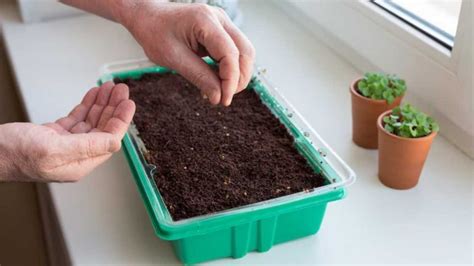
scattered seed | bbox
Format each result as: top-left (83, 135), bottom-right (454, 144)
top-left (243, 191), bottom-right (247, 196)
top-left (218, 112), bottom-right (222, 115)
top-left (220, 154), bottom-right (225, 159)
top-left (183, 166), bottom-right (187, 170)
top-left (225, 133), bottom-right (230, 137)
top-left (223, 126), bottom-right (227, 130)
top-left (223, 177), bottom-right (231, 185)
top-left (286, 186), bottom-right (291, 190)
top-left (190, 147), bottom-right (194, 150)
top-left (195, 112), bottom-right (200, 116)
top-left (225, 194), bottom-right (229, 199)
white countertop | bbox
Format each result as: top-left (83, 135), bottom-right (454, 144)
top-left (2, 1), bottom-right (473, 265)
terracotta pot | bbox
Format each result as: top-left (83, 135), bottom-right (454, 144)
top-left (350, 78), bottom-right (403, 149)
top-left (377, 110), bottom-right (437, 189)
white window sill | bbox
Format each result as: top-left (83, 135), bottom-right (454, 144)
top-left (1, 0), bottom-right (472, 264)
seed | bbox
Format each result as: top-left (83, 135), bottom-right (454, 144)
top-left (190, 147), bottom-right (194, 150)
top-left (218, 112), bottom-right (222, 115)
top-left (243, 191), bottom-right (247, 196)
top-left (183, 166), bottom-right (187, 170)
top-left (223, 126), bottom-right (227, 129)
top-left (225, 133), bottom-right (230, 137)
top-left (195, 112), bottom-right (200, 116)
top-left (286, 186), bottom-right (291, 190)
top-left (225, 194), bottom-right (229, 199)
top-left (220, 154), bottom-right (225, 159)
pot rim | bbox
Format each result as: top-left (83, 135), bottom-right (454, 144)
top-left (377, 110), bottom-right (437, 142)
top-left (350, 77), bottom-right (403, 105)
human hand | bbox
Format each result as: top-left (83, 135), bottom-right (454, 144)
top-left (119, 2), bottom-right (256, 106)
top-left (0, 82), bottom-right (135, 182)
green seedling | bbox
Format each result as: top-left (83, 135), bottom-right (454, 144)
top-left (357, 72), bottom-right (407, 104)
top-left (383, 104), bottom-right (439, 138)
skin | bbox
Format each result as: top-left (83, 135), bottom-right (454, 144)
top-left (0, 82), bottom-right (135, 182)
top-left (61, 0), bottom-right (256, 106)
top-left (0, 1), bottom-right (255, 182)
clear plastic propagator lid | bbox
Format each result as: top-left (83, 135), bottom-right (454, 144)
top-left (99, 58), bottom-right (356, 226)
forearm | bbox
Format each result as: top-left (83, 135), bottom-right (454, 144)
top-left (59, 0), bottom-right (166, 26)
top-left (0, 124), bottom-right (19, 181)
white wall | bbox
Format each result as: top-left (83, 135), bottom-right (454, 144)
top-left (17, 0), bottom-right (83, 23)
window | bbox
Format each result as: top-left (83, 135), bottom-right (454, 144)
top-left (372, 0), bottom-right (463, 49)
top-left (275, 0), bottom-right (473, 157)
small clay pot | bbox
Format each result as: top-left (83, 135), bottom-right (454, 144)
top-left (350, 78), bottom-right (403, 149)
top-left (377, 110), bottom-right (437, 189)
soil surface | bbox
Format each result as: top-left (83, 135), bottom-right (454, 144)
top-left (119, 73), bottom-right (326, 221)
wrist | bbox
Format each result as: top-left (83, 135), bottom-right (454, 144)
top-left (114, 1), bottom-right (169, 33)
top-left (113, 0), bottom-right (150, 29)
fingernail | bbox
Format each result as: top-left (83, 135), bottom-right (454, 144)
top-left (223, 98), bottom-right (232, 107)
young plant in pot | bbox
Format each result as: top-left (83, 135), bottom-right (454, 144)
top-left (378, 104), bottom-right (439, 189)
top-left (351, 72), bottom-right (406, 149)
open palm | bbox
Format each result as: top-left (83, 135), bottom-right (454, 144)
top-left (3, 81), bottom-right (135, 182)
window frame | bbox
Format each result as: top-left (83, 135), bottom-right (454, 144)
top-left (274, 0), bottom-right (473, 157)
top-left (370, 0), bottom-right (457, 50)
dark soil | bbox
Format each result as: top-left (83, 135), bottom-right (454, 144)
top-left (118, 73), bottom-right (326, 221)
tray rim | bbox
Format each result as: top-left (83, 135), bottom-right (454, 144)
top-left (98, 58), bottom-right (356, 239)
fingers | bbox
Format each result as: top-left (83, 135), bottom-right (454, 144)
top-left (71, 83), bottom-right (131, 134)
top-left (172, 45), bottom-right (222, 105)
top-left (65, 82), bottom-right (134, 138)
top-left (85, 81), bottom-right (115, 128)
top-left (96, 84), bottom-right (130, 130)
top-left (55, 86), bottom-right (101, 131)
top-left (195, 17), bottom-right (240, 106)
top-left (70, 122), bottom-right (92, 134)
top-left (220, 14), bottom-right (256, 93)
top-left (100, 99), bottom-right (136, 137)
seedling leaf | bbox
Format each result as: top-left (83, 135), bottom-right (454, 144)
top-left (357, 72), bottom-right (407, 103)
top-left (382, 103), bottom-right (439, 138)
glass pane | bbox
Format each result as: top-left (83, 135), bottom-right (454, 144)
top-left (373, 0), bottom-right (463, 49)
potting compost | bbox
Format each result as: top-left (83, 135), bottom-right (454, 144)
top-left (118, 73), bottom-right (326, 220)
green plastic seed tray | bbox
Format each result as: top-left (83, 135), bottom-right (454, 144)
top-left (98, 58), bottom-right (356, 265)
